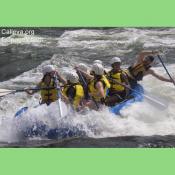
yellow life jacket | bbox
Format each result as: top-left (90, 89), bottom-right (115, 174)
top-left (127, 63), bottom-right (151, 81)
top-left (107, 70), bottom-right (126, 92)
top-left (88, 76), bottom-right (110, 102)
top-left (62, 84), bottom-right (84, 109)
top-left (39, 79), bottom-right (58, 104)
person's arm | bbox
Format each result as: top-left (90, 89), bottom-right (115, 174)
top-left (148, 69), bottom-right (172, 83)
top-left (25, 89), bottom-right (34, 95)
top-left (57, 73), bottom-right (67, 85)
top-left (61, 94), bottom-right (70, 104)
top-left (75, 67), bottom-right (93, 80)
top-left (121, 73), bottom-right (129, 86)
top-left (135, 51), bottom-right (159, 65)
top-left (121, 73), bottom-right (130, 95)
top-left (95, 81), bottom-right (105, 98)
top-left (53, 71), bottom-right (67, 85)
top-left (25, 85), bottom-right (40, 95)
top-left (25, 80), bottom-right (43, 95)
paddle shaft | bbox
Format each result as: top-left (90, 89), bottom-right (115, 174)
top-left (157, 55), bottom-right (175, 86)
top-left (0, 86), bottom-right (64, 93)
top-left (0, 86), bottom-right (64, 98)
top-left (53, 73), bottom-right (63, 118)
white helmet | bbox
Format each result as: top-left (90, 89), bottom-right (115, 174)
top-left (66, 72), bottom-right (79, 84)
top-left (93, 60), bottom-right (103, 65)
top-left (91, 63), bottom-right (104, 76)
top-left (78, 63), bottom-right (88, 72)
top-left (42, 65), bottom-right (56, 75)
top-left (110, 57), bottom-right (121, 65)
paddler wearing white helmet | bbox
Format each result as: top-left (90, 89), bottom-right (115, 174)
top-left (125, 50), bottom-right (174, 88)
top-left (75, 63), bottom-right (110, 110)
top-left (42, 65), bottom-right (66, 85)
top-left (62, 72), bottom-right (84, 110)
top-left (42, 65), bottom-right (56, 75)
top-left (90, 60), bottom-right (108, 75)
top-left (25, 64), bottom-right (66, 105)
top-left (105, 57), bottom-right (129, 107)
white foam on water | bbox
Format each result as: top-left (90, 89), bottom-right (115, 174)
top-left (0, 59), bottom-right (175, 142)
top-left (1, 61), bottom-right (175, 142)
top-left (1, 28), bottom-right (175, 142)
top-left (57, 28), bottom-right (175, 57)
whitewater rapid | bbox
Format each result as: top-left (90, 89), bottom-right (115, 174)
top-left (0, 63), bottom-right (175, 142)
top-left (0, 28), bottom-right (175, 143)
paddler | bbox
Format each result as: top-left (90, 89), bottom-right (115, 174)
top-left (62, 72), bottom-right (85, 111)
top-left (26, 65), bottom-right (66, 105)
top-left (76, 63), bottom-right (90, 100)
top-left (105, 57), bottom-right (130, 106)
top-left (125, 51), bottom-right (174, 88)
top-left (90, 60), bottom-right (107, 75)
top-left (76, 63), bottom-right (110, 110)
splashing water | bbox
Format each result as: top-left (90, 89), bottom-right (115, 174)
top-left (0, 28), bottom-right (175, 144)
